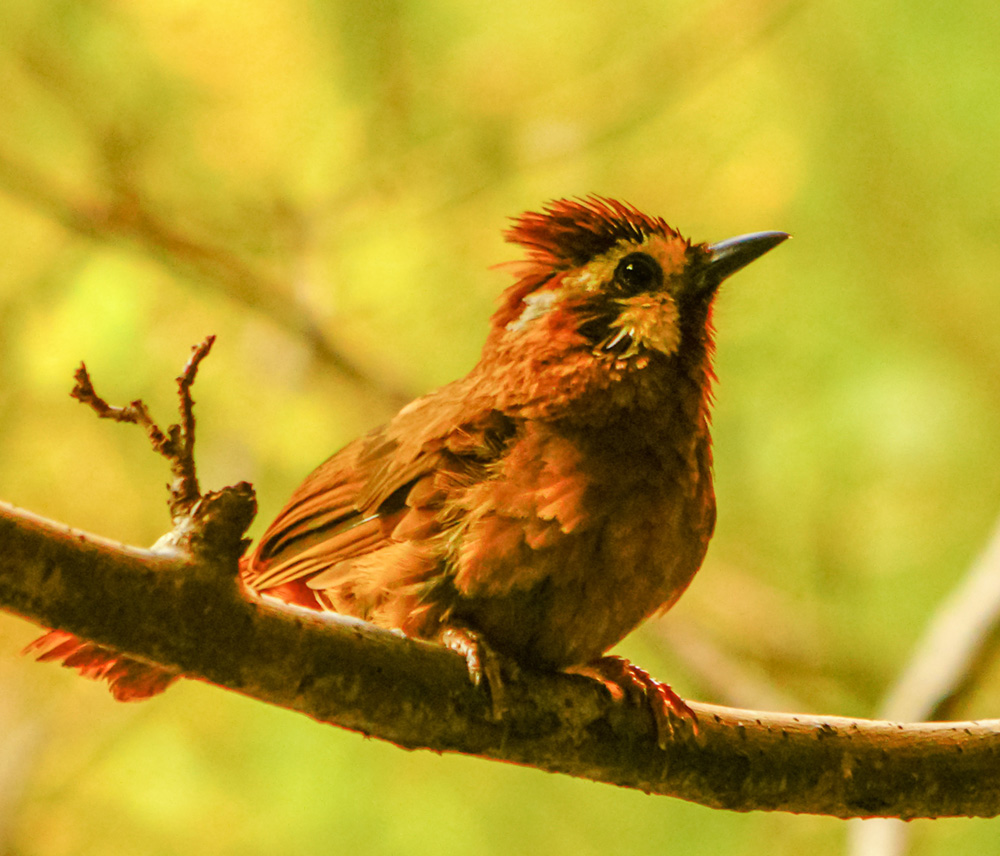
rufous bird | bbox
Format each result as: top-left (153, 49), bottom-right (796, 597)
top-left (29, 198), bottom-right (787, 739)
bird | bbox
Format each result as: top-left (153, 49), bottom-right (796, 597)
top-left (28, 197), bottom-right (787, 740)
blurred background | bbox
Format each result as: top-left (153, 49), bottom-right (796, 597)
top-left (1, 0), bottom-right (999, 853)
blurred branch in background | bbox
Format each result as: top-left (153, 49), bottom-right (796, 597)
top-left (425, 0), bottom-right (806, 211)
top-left (657, 616), bottom-right (805, 712)
top-left (0, 144), bottom-right (411, 408)
top-left (849, 511), bottom-right (1000, 856)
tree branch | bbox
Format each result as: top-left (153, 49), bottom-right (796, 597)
top-left (3, 340), bottom-right (998, 820)
top-left (1, 499), bottom-right (999, 819)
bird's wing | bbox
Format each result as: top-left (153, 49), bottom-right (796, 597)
top-left (244, 382), bottom-right (599, 614)
top-left (241, 435), bottom-right (396, 593)
top-left (242, 381), bottom-right (513, 596)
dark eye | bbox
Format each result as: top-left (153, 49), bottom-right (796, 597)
top-left (613, 252), bottom-right (663, 295)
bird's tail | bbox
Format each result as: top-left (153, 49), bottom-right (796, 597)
top-left (23, 630), bottom-right (178, 701)
top-left (23, 556), bottom-right (320, 701)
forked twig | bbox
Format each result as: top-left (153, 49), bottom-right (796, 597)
top-left (71, 336), bottom-right (216, 521)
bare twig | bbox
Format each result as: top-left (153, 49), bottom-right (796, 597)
top-left (71, 363), bottom-right (163, 433)
top-left (71, 337), bottom-right (215, 521)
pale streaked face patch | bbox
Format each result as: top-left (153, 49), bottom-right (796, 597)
top-left (506, 289), bottom-right (559, 333)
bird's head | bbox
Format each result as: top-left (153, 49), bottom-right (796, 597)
top-left (480, 197), bottom-right (787, 420)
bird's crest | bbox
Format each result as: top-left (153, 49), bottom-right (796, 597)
top-left (505, 197), bottom-right (681, 268)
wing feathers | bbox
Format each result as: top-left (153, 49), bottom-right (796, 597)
top-left (242, 394), bottom-right (598, 630)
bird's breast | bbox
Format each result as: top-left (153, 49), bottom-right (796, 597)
top-left (447, 415), bottom-right (716, 669)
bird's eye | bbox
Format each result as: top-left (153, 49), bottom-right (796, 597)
top-left (613, 252), bottom-right (663, 295)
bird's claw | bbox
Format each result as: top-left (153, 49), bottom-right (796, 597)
top-left (575, 656), bottom-right (698, 748)
top-left (441, 625), bottom-right (518, 722)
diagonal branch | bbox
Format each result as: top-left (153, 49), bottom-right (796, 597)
top-left (877, 512), bottom-right (1000, 724)
top-left (0, 498), bottom-right (999, 819)
top-left (848, 510), bottom-right (1000, 854)
top-left (0, 146), bottom-right (411, 407)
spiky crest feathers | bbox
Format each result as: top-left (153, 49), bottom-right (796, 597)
top-left (504, 197), bottom-right (682, 267)
top-left (494, 198), bottom-right (693, 331)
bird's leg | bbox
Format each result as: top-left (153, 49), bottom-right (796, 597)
top-left (571, 655), bottom-right (698, 747)
top-left (440, 625), bottom-right (520, 722)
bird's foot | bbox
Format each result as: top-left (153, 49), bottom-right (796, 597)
top-left (441, 625), bottom-right (520, 722)
top-left (572, 656), bottom-right (698, 747)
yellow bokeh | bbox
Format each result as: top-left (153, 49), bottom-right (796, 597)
top-left (1, 0), bottom-right (999, 853)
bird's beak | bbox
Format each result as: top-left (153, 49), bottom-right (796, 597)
top-left (706, 231), bottom-right (789, 283)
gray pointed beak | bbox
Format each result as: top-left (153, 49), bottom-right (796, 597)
top-left (707, 230), bottom-right (789, 282)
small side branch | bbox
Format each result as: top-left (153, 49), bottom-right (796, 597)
top-left (71, 336), bottom-right (215, 521)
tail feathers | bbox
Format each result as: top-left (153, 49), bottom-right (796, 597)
top-left (25, 630), bottom-right (179, 701)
